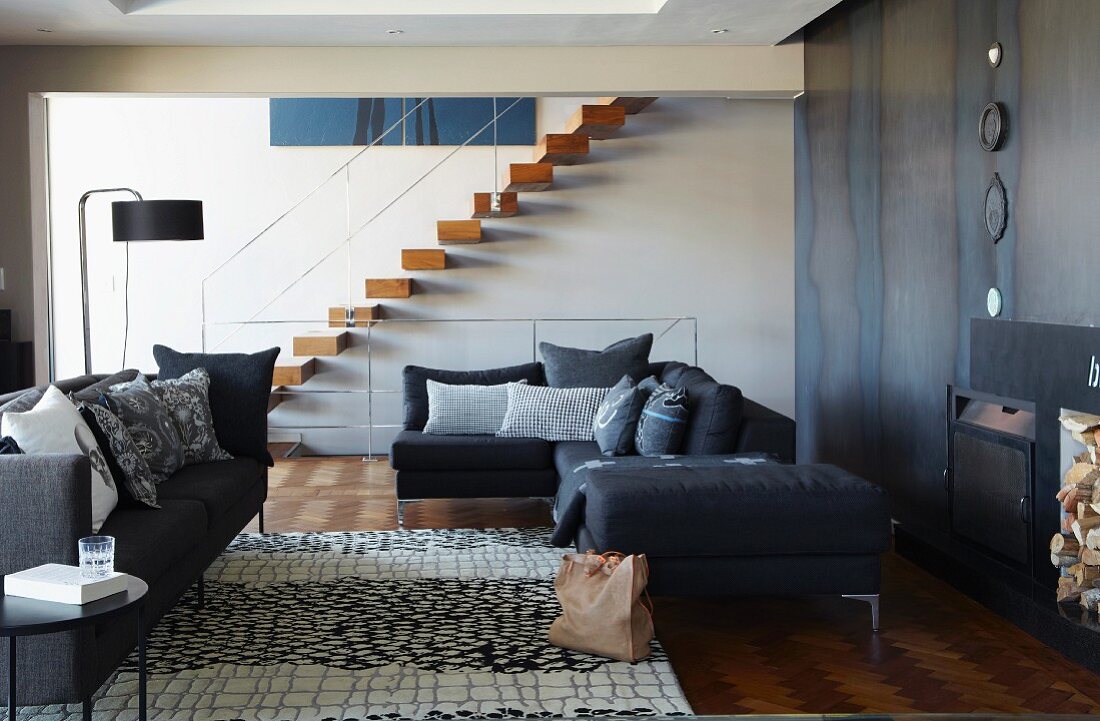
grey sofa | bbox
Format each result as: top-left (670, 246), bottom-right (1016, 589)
top-left (391, 360), bottom-right (891, 624)
top-left (391, 361), bottom-right (796, 502)
top-left (0, 374), bottom-right (267, 707)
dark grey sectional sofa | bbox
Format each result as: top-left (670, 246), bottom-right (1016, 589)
top-left (391, 360), bottom-right (891, 625)
top-left (0, 374), bottom-right (266, 707)
top-left (391, 360), bottom-right (796, 501)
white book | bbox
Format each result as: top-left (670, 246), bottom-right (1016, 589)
top-left (4, 564), bottom-right (128, 605)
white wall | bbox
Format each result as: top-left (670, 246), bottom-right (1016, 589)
top-left (47, 96), bottom-right (794, 454)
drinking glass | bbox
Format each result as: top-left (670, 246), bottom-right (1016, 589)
top-left (78, 536), bottom-right (115, 580)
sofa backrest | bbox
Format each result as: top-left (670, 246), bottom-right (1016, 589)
top-left (659, 361), bottom-right (745, 455)
top-left (402, 362), bottom-right (546, 431)
top-left (0, 370), bottom-right (148, 425)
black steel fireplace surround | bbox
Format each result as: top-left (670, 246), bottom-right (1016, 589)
top-left (948, 387), bottom-right (1035, 571)
top-left (897, 319), bottom-right (1100, 674)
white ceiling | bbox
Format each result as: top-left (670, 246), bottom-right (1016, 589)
top-left (0, 0), bottom-right (839, 46)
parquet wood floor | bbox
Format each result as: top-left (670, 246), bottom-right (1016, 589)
top-left (246, 454), bottom-right (1100, 715)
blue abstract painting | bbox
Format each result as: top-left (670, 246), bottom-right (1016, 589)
top-left (270, 98), bottom-right (536, 147)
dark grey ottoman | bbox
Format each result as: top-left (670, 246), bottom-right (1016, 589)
top-left (565, 463), bottom-right (891, 629)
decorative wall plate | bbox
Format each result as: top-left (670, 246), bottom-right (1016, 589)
top-left (985, 172), bottom-right (1008, 242)
top-left (979, 102), bottom-right (1007, 151)
top-left (988, 42), bottom-right (1003, 67)
top-left (987, 287), bottom-right (1003, 318)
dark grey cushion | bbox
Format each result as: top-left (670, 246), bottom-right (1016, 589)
top-left (0, 436), bottom-right (21, 454)
top-left (593, 375), bottom-right (646, 456)
top-left (0, 388), bottom-right (43, 419)
top-left (69, 369), bottom-right (142, 404)
top-left (551, 441), bottom-right (603, 522)
top-left (78, 402), bottom-right (160, 509)
top-left (634, 383), bottom-right (689, 456)
top-left (149, 368), bottom-right (233, 465)
top-left (539, 334), bottom-right (653, 388)
top-left (390, 429), bottom-right (552, 471)
top-left (157, 458), bottom-right (264, 521)
top-left (98, 499), bottom-right (207, 585)
top-left (153, 345), bottom-right (280, 467)
top-left (99, 375), bottom-right (186, 483)
top-left (660, 362), bottom-right (744, 455)
top-left (581, 464), bottom-right (891, 557)
top-left (402, 363), bottom-right (544, 431)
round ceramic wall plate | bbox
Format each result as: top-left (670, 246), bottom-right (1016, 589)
top-left (987, 287), bottom-right (1003, 317)
top-left (979, 102), bottom-right (1007, 151)
top-left (985, 173), bottom-right (1008, 242)
top-left (988, 42), bottom-right (1003, 67)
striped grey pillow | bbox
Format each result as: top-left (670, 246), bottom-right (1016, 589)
top-left (423, 379), bottom-right (525, 435)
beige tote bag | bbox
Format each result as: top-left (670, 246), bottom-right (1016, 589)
top-left (548, 551), bottom-right (655, 663)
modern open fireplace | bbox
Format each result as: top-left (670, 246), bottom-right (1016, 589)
top-left (894, 318), bottom-right (1100, 675)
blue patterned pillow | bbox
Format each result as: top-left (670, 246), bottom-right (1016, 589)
top-left (593, 375), bottom-right (646, 456)
top-left (635, 384), bottom-right (689, 456)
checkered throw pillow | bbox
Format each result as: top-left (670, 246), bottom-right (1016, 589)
top-left (423, 379), bottom-right (523, 435)
top-left (497, 382), bottom-right (609, 442)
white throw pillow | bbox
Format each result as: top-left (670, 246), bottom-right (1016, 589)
top-left (423, 379), bottom-right (525, 435)
top-left (1, 385), bottom-right (118, 532)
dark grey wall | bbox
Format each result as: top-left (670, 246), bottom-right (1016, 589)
top-left (796, 0), bottom-right (1100, 545)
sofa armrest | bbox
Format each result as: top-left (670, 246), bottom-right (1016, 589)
top-left (735, 399), bottom-right (796, 463)
top-left (0, 454), bottom-right (91, 577)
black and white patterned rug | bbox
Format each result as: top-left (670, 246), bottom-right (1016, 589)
top-left (30, 529), bottom-right (692, 720)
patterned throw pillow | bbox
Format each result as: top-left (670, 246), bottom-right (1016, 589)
top-left (592, 375), bottom-right (647, 457)
top-left (148, 368), bottom-right (233, 465)
top-left (99, 375), bottom-right (185, 483)
top-left (635, 384), bottom-right (690, 456)
top-left (497, 382), bottom-right (608, 442)
top-left (79, 402), bottom-right (160, 509)
top-left (423, 379), bottom-right (525, 435)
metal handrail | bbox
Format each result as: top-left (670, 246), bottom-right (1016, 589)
top-left (200, 96), bottom-right (525, 352)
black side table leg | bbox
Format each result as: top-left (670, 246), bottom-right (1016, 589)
top-left (82, 697), bottom-right (92, 721)
top-left (137, 609), bottom-right (147, 721)
top-left (7, 636), bottom-right (15, 721)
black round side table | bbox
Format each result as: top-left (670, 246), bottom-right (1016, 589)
top-left (0, 575), bottom-right (148, 721)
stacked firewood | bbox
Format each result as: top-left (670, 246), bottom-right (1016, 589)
top-left (1053, 413), bottom-right (1100, 610)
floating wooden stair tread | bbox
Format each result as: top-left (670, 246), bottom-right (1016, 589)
top-left (402, 248), bottom-right (446, 270)
top-left (268, 387), bottom-right (284, 413)
top-left (566, 104), bottom-right (626, 140)
top-left (471, 192), bottom-right (518, 218)
top-left (365, 278), bottom-right (412, 298)
top-left (272, 357), bottom-right (315, 387)
top-left (600, 97), bottom-right (658, 115)
top-left (504, 163), bottom-right (553, 192)
top-left (328, 305), bottom-right (381, 328)
top-left (293, 331), bottom-right (348, 357)
top-left (437, 220), bottom-right (482, 245)
top-left (535, 133), bottom-right (590, 165)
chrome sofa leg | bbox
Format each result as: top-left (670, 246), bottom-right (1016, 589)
top-left (842, 593), bottom-right (880, 631)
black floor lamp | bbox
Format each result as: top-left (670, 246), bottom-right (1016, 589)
top-left (78, 189), bottom-right (204, 374)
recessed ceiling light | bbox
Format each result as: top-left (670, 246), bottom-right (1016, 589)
top-left (711, 28), bottom-right (729, 34)
top-left (386, 29), bottom-right (404, 35)
top-left (36, 28), bottom-right (53, 33)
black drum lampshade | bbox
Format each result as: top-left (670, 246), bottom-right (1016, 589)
top-left (111, 199), bottom-right (204, 242)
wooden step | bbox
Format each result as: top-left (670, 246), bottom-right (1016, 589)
top-left (365, 278), bottom-right (412, 298)
top-left (534, 133), bottom-right (590, 165)
top-left (437, 220), bottom-right (481, 245)
top-left (504, 163), bottom-right (553, 192)
top-left (328, 305), bottom-right (381, 328)
top-left (566, 104), bottom-right (626, 140)
top-left (402, 248), bottom-right (446, 270)
top-left (600, 96), bottom-right (658, 115)
top-left (268, 387), bottom-right (284, 413)
top-left (472, 192), bottom-right (518, 218)
top-left (293, 331), bottom-right (348, 357)
top-left (272, 357), bottom-right (315, 386)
